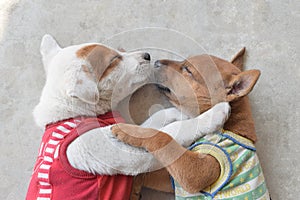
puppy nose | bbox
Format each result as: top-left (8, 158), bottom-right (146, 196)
top-left (154, 60), bottom-right (162, 68)
top-left (143, 53), bottom-right (151, 61)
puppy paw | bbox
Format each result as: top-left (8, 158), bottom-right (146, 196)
top-left (142, 107), bottom-right (189, 129)
top-left (160, 107), bottom-right (189, 124)
top-left (209, 102), bottom-right (231, 131)
top-left (111, 123), bottom-right (159, 149)
top-left (111, 124), bottom-right (144, 147)
top-left (212, 102), bottom-right (231, 121)
top-left (195, 102), bottom-right (231, 134)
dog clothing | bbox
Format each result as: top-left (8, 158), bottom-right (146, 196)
top-left (26, 112), bottom-right (133, 200)
top-left (173, 130), bottom-right (270, 200)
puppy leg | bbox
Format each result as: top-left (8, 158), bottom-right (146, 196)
top-left (160, 102), bottom-right (230, 147)
top-left (111, 125), bottom-right (220, 193)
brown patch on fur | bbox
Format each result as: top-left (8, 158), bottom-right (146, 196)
top-left (76, 44), bottom-right (98, 58)
top-left (76, 44), bottom-right (120, 81)
top-left (81, 65), bottom-right (94, 80)
top-left (99, 55), bottom-right (122, 81)
top-left (111, 123), bottom-right (173, 151)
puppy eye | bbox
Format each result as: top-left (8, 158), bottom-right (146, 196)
top-left (181, 66), bottom-right (193, 75)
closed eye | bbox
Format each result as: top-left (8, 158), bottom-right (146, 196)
top-left (181, 66), bottom-right (193, 75)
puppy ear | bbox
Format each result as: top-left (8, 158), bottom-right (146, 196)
top-left (40, 34), bottom-right (61, 71)
top-left (230, 47), bottom-right (246, 71)
top-left (226, 69), bottom-right (260, 102)
top-left (65, 64), bottom-right (99, 105)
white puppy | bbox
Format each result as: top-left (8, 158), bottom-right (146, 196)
top-left (32, 34), bottom-right (230, 176)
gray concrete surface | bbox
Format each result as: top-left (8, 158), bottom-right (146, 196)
top-left (0, 0), bottom-right (299, 199)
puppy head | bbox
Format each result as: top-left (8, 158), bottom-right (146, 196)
top-left (40, 34), bottom-right (152, 107)
top-left (155, 48), bottom-right (260, 116)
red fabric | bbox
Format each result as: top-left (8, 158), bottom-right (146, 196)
top-left (26, 112), bottom-right (133, 200)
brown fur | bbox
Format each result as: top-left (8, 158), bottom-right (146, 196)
top-left (224, 97), bottom-right (257, 141)
top-left (112, 48), bottom-right (260, 197)
top-left (99, 55), bottom-right (122, 81)
top-left (81, 64), bottom-right (94, 80)
top-left (76, 44), bottom-right (120, 80)
top-left (76, 44), bottom-right (98, 58)
top-left (156, 53), bottom-right (260, 142)
top-left (166, 151), bottom-right (220, 193)
top-left (141, 169), bottom-right (173, 192)
top-left (230, 47), bottom-right (246, 71)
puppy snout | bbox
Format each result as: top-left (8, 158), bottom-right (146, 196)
top-left (143, 53), bottom-right (151, 61)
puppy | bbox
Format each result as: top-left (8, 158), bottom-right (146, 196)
top-left (26, 35), bottom-right (230, 200)
top-left (112, 48), bottom-right (270, 199)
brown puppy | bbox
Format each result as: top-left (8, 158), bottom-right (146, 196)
top-left (112, 48), bottom-right (269, 199)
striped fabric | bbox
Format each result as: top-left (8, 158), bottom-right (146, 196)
top-left (174, 130), bottom-right (270, 200)
top-left (26, 112), bottom-right (133, 200)
top-left (34, 121), bottom-right (79, 200)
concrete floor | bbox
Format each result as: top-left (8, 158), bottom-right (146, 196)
top-left (0, 0), bottom-right (299, 199)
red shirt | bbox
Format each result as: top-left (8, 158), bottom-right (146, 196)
top-left (26, 112), bottom-right (133, 200)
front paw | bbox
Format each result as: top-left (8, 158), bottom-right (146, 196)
top-left (160, 107), bottom-right (189, 124)
top-left (142, 107), bottom-right (189, 129)
top-left (208, 102), bottom-right (231, 131)
top-left (212, 102), bottom-right (231, 121)
top-left (111, 124), bottom-right (145, 147)
top-left (196, 102), bottom-right (231, 133)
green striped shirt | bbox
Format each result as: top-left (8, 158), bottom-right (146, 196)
top-left (174, 130), bottom-right (270, 200)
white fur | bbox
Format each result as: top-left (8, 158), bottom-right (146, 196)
top-left (34, 35), bottom-right (153, 127)
top-left (158, 103), bottom-right (230, 147)
top-left (34, 34), bottom-right (230, 176)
